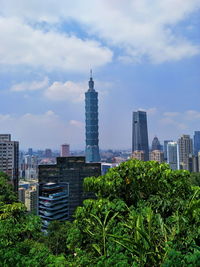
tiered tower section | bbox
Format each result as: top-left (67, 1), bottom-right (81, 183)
top-left (85, 72), bottom-right (100, 162)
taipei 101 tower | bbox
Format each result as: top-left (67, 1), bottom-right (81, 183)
top-left (85, 71), bottom-right (100, 162)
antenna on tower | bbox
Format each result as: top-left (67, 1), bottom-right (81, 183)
top-left (90, 69), bottom-right (93, 78)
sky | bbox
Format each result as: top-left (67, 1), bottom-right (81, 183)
top-left (0, 0), bottom-right (200, 150)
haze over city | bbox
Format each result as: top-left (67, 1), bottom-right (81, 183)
top-left (0, 0), bottom-right (199, 150)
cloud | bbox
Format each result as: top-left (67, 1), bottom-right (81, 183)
top-left (185, 110), bottom-right (200, 120)
top-left (160, 109), bottom-right (200, 132)
top-left (44, 81), bottom-right (85, 102)
top-left (163, 112), bottom-right (180, 117)
top-left (138, 107), bottom-right (157, 115)
top-left (69, 120), bottom-right (84, 128)
top-left (1, 0), bottom-right (199, 65)
top-left (0, 17), bottom-right (112, 71)
top-left (0, 111), bottom-right (84, 149)
top-left (10, 77), bottom-right (49, 92)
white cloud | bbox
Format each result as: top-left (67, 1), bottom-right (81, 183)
top-left (44, 81), bottom-right (85, 102)
top-left (0, 17), bottom-right (112, 71)
top-left (138, 107), bottom-right (157, 115)
top-left (0, 111), bottom-right (84, 149)
top-left (1, 0), bottom-right (199, 64)
top-left (10, 77), bottom-right (49, 92)
top-left (69, 120), bottom-right (84, 128)
top-left (185, 110), bottom-right (200, 120)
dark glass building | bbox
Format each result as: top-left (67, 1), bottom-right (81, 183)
top-left (151, 136), bottom-right (161, 151)
top-left (164, 140), bottom-right (173, 161)
top-left (85, 72), bottom-right (100, 162)
top-left (132, 111), bottom-right (149, 161)
top-left (38, 156), bottom-right (101, 221)
top-left (194, 131), bottom-right (200, 156)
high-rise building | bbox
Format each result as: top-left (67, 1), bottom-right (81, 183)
top-left (167, 142), bottom-right (179, 170)
top-left (151, 136), bottom-right (161, 151)
top-left (150, 150), bottom-right (164, 163)
top-left (61, 144), bottom-right (70, 157)
top-left (194, 131), bottom-right (200, 156)
top-left (85, 71), bottom-right (100, 162)
top-left (45, 149), bottom-right (52, 158)
top-left (18, 182), bottom-right (38, 214)
top-left (164, 140), bottom-right (173, 162)
top-left (0, 134), bottom-right (19, 191)
top-left (188, 154), bottom-right (199, 173)
top-left (39, 183), bottom-right (69, 230)
top-left (132, 111), bottom-right (149, 161)
top-left (39, 156), bottom-right (101, 220)
top-left (25, 185), bottom-right (38, 215)
top-left (28, 148), bottom-right (33, 156)
top-left (178, 135), bottom-right (193, 170)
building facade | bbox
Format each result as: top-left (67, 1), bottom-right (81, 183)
top-left (61, 144), bottom-right (70, 157)
top-left (39, 183), bottom-right (69, 230)
top-left (132, 150), bottom-right (145, 161)
top-left (85, 72), bottom-right (100, 162)
top-left (132, 111), bottom-right (149, 161)
top-left (178, 135), bottom-right (193, 170)
top-left (167, 142), bottom-right (179, 170)
top-left (150, 150), bottom-right (164, 163)
top-left (151, 136), bottom-right (161, 151)
top-left (194, 131), bottom-right (200, 156)
top-left (0, 134), bottom-right (19, 191)
top-left (38, 156), bottom-right (101, 221)
top-left (164, 140), bottom-right (173, 162)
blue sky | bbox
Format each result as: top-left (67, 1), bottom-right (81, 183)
top-left (0, 0), bottom-right (200, 150)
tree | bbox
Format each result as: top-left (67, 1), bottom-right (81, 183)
top-left (0, 172), bottom-right (17, 203)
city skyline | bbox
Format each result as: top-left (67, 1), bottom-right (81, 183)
top-left (0, 1), bottom-right (199, 149)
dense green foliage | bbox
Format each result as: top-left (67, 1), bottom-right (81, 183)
top-left (0, 160), bottom-right (200, 266)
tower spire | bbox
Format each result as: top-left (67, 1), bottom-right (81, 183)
top-left (88, 69), bottom-right (94, 90)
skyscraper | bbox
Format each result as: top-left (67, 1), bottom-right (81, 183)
top-left (194, 131), bottom-right (200, 156)
top-left (85, 71), bottom-right (100, 162)
top-left (178, 134), bottom-right (193, 170)
top-left (167, 142), bottom-right (179, 170)
top-left (164, 140), bottom-right (173, 161)
top-left (132, 111), bottom-right (149, 161)
top-left (61, 144), bottom-right (70, 157)
top-left (151, 136), bottom-right (161, 151)
top-left (0, 134), bottom-right (19, 191)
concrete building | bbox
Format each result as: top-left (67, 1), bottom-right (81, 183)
top-left (188, 154), bottom-right (199, 173)
top-left (61, 144), bottom-right (70, 157)
top-left (167, 142), bottom-right (179, 170)
top-left (178, 135), bottom-right (193, 170)
top-left (38, 156), bottom-right (101, 221)
top-left (85, 71), bottom-right (100, 162)
top-left (25, 185), bottom-right (38, 214)
top-left (18, 182), bottom-right (38, 214)
top-left (18, 187), bottom-right (25, 203)
top-left (132, 111), bottom-right (149, 161)
top-left (0, 134), bottom-right (19, 191)
top-left (150, 150), bottom-right (164, 163)
top-left (132, 150), bottom-right (145, 161)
